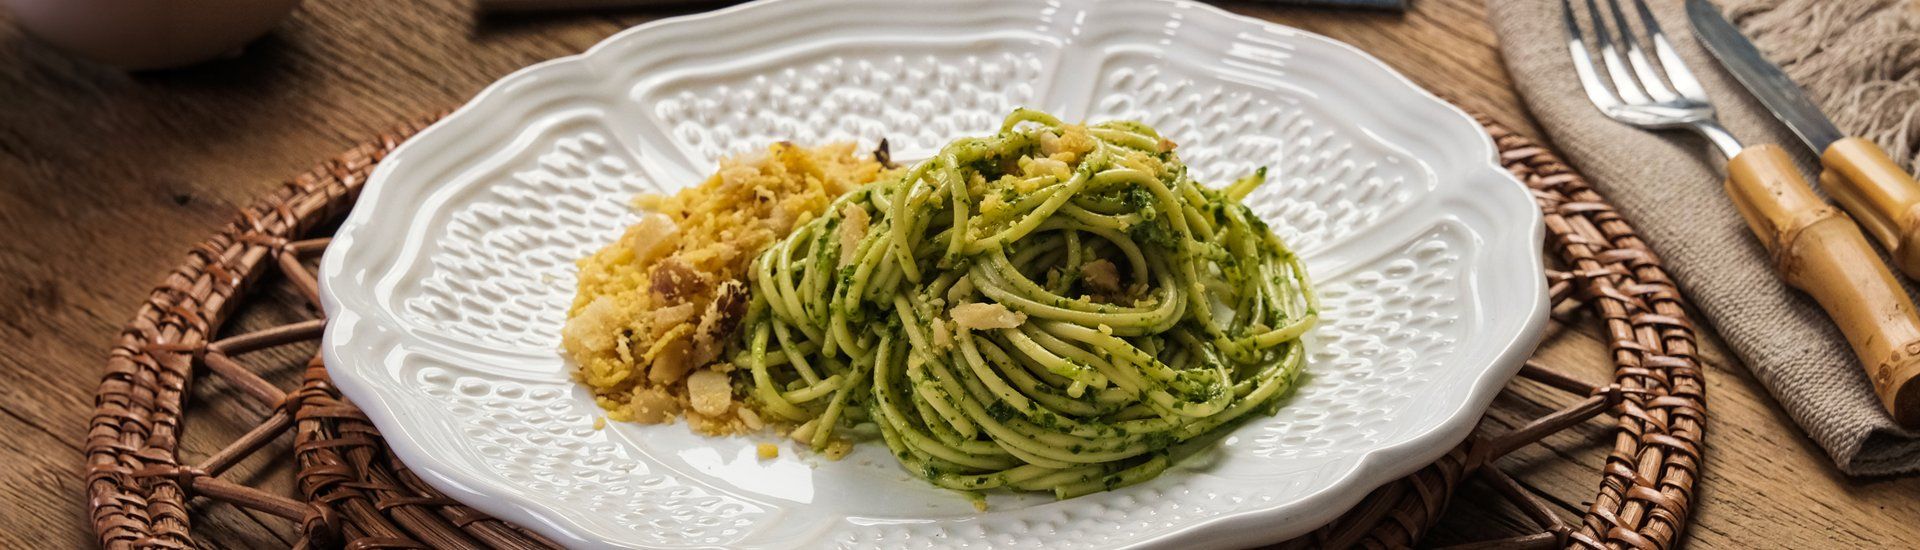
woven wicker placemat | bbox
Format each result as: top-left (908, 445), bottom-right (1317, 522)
top-left (84, 113), bottom-right (1704, 549)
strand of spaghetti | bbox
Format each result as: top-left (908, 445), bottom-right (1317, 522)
top-left (734, 109), bottom-right (1316, 500)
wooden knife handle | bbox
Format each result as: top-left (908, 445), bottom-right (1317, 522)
top-left (1818, 136), bottom-right (1920, 280)
top-left (1726, 144), bottom-right (1920, 428)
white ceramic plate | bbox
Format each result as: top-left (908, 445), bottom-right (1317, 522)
top-left (319, 0), bottom-right (1547, 547)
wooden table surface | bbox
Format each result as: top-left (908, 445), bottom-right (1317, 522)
top-left (2, 0), bottom-right (1916, 547)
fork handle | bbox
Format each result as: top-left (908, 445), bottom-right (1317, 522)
top-left (1726, 144), bottom-right (1920, 428)
top-left (1817, 137), bottom-right (1920, 280)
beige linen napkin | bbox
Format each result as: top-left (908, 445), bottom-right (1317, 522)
top-left (1488, 0), bottom-right (1920, 475)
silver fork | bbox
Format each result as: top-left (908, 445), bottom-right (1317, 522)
top-left (1563, 0), bottom-right (1920, 426)
top-left (1562, 0), bottom-right (1742, 158)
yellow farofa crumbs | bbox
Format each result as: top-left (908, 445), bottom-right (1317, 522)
top-left (756, 443), bottom-right (779, 460)
top-left (563, 142), bottom-right (895, 435)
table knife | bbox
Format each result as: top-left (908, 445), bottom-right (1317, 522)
top-left (1690, 0), bottom-right (1920, 280)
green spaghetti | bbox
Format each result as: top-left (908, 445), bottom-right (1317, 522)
top-left (732, 109), bottom-right (1317, 500)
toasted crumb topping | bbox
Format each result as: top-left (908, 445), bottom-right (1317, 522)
top-left (563, 142), bottom-right (894, 435)
top-left (951, 302), bottom-right (1026, 330)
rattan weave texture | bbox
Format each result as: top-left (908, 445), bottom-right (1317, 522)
top-left (83, 114), bottom-right (1704, 549)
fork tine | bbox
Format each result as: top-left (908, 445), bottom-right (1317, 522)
top-left (1607, 0), bottom-right (1678, 102)
top-left (1634, 0), bottom-right (1710, 102)
top-left (1562, 0), bottom-right (1623, 111)
top-left (1586, 0), bottom-right (1651, 105)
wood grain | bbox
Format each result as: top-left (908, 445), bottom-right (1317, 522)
top-left (0, 0), bottom-right (1914, 547)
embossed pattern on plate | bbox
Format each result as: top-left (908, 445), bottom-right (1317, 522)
top-left (319, 0), bottom-right (1546, 548)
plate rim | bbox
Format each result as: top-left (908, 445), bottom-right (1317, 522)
top-left (319, 0), bottom-right (1549, 547)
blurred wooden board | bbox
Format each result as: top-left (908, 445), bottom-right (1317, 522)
top-left (0, 0), bottom-right (1915, 546)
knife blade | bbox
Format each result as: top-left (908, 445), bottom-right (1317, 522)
top-left (1686, 0), bottom-right (1843, 154)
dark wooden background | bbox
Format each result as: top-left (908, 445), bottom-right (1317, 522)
top-left (1, 0), bottom-right (1915, 547)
